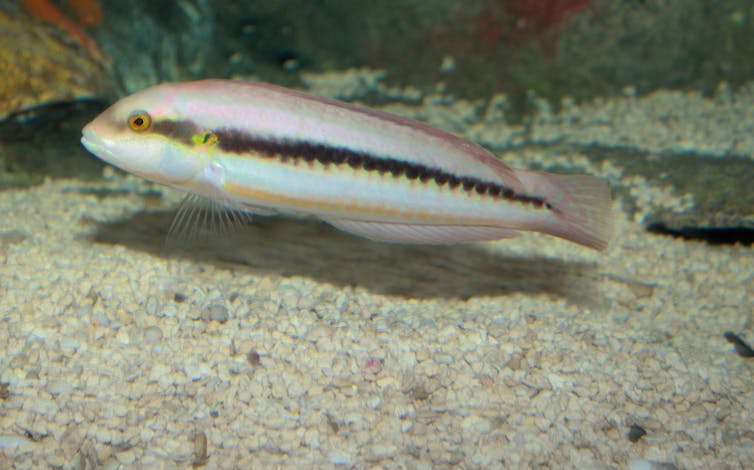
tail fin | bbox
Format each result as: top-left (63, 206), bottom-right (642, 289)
top-left (516, 170), bottom-right (613, 251)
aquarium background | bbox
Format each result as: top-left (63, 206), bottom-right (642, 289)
top-left (0, 0), bottom-right (752, 468)
top-left (3, 0), bottom-right (753, 238)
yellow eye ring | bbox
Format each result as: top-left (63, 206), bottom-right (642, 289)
top-left (128, 111), bottom-right (152, 132)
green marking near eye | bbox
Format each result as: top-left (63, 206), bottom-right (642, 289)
top-left (192, 131), bottom-right (218, 146)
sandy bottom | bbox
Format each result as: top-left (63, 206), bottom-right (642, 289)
top-left (1, 75), bottom-right (753, 468)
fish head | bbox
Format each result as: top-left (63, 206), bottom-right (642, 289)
top-left (81, 84), bottom-right (210, 186)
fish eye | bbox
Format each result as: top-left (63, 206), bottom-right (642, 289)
top-left (127, 111), bottom-right (152, 132)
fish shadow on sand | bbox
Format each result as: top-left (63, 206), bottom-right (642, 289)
top-left (89, 210), bottom-right (600, 302)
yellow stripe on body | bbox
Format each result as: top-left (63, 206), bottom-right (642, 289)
top-left (220, 170), bottom-right (504, 227)
top-left (221, 180), bottom-right (448, 222)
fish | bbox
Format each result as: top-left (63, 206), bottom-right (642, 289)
top-left (80, 79), bottom-right (611, 250)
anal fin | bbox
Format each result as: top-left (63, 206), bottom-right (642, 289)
top-left (235, 202), bottom-right (278, 216)
top-left (323, 218), bottom-right (520, 244)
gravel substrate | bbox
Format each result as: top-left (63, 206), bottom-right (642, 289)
top-left (0, 78), bottom-right (752, 468)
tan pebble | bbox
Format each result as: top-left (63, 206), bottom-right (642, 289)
top-left (149, 363), bottom-right (172, 382)
top-left (203, 304), bottom-right (229, 323)
top-left (401, 420), bottom-right (413, 432)
top-left (432, 353), bottom-right (454, 364)
top-left (328, 449), bottom-right (352, 465)
top-left (145, 296), bottom-right (159, 315)
top-left (297, 295), bottom-right (316, 310)
top-left (269, 378), bottom-right (287, 399)
top-left (366, 442), bottom-right (397, 460)
top-left (95, 427), bottom-right (113, 443)
top-left (414, 348), bottom-right (431, 362)
top-left (59, 337), bottom-right (81, 353)
top-left (78, 280), bottom-right (93, 297)
top-left (437, 325), bottom-right (460, 343)
top-left (277, 429), bottom-right (301, 452)
top-left (108, 403), bottom-right (129, 419)
top-left (126, 410), bottom-right (139, 426)
top-left (376, 377), bottom-right (396, 389)
top-left (47, 450), bottom-right (66, 467)
top-left (364, 394), bottom-right (381, 409)
top-left (478, 375), bottom-right (495, 387)
top-left (547, 373), bottom-right (569, 390)
top-left (115, 449), bottom-right (136, 465)
top-left (140, 427), bottom-right (156, 443)
top-left (341, 384), bottom-right (360, 397)
top-left (286, 379), bottom-right (306, 398)
top-left (420, 362), bottom-right (443, 376)
top-left (81, 405), bottom-right (97, 422)
top-left (302, 428), bottom-right (320, 448)
top-left (115, 328), bottom-right (130, 345)
top-left (461, 415), bottom-right (492, 434)
top-left (628, 281), bottom-right (655, 299)
top-left (193, 429), bottom-right (208, 466)
top-left (46, 379), bottom-right (73, 395)
top-left (305, 325), bottom-right (331, 342)
top-left (142, 325), bottom-right (163, 344)
top-left (506, 352), bottom-right (524, 370)
top-left (99, 456), bottom-right (121, 470)
top-left (246, 350), bottom-right (261, 367)
top-left (163, 436), bottom-right (194, 459)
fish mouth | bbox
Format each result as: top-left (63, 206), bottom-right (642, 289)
top-left (81, 124), bottom-right (118, 164)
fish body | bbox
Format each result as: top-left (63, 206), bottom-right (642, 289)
top-left (81, 79), bottom-right (611, 249)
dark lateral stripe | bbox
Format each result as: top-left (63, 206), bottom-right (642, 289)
top-left (151, 119), bottom-right (200, 146)
top-left (212, 127), bottom-right (552, 209)
top-left (148, 119), bottom-right (550, 209)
